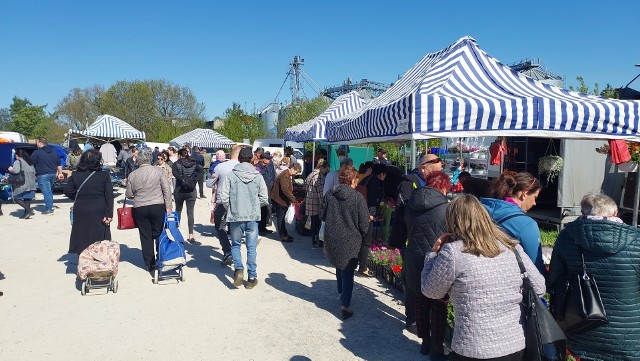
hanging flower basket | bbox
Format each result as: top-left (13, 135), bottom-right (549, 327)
top-left (538, 156), bottom-right (564, 184)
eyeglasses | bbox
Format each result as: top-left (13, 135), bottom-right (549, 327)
top-left (421, 158), bottom-right (442, 166)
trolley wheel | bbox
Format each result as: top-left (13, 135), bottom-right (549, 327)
top-left (153, 269), bottom-right (159, 284)
top-left (81, 281), bottom-right (87, 296)
top-left (179, 267), bottom-right (185, 282)
top-left (112, 279), bottom-right (118, 293)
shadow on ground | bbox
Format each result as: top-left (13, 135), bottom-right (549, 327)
top-left (266, 272), bottom-right (420, 360)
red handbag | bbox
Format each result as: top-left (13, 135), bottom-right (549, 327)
top-left (117, 199), bottom-right (137, 230)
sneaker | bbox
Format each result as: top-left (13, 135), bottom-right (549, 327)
top-left (245, 278), bottom-right (258, 289)
top-left (42, 209), bottom-right (54, 215)
top-left (222, 253), bottom-right (233, 266)
top-left (233, 269), bottom-right (244, 287)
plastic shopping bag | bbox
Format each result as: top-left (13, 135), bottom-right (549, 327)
top-left (318, 221), bottom-right (326, 241)
top-left (285, 204), bottom-right (296, 235)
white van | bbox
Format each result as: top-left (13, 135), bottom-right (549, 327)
top-left (0, 131), bottom-right (27, 143)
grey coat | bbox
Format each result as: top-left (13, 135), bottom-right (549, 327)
top-left (320, 184), bottom-right (370, 269)
top-left (220, 162), bottom-right (268, 223)
top-left (10, 158), bottom-right (36, 195)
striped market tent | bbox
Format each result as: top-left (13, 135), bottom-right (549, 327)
top-left (70, 114), bottom-right (146, 141)
top-left (326, 36), bottom-right (640, 143)
top-left (170, 128), bottom-right (234, 149)
top-left (284, 91), bottom-right (366, 142)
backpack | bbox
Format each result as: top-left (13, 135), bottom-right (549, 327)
top-left (180, 165), bottom-right (198, 192)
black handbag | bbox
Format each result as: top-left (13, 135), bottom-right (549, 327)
top-left (515, 250), bottom-right (567, 361)
top-left (8, 171), bottom-right (25, 187)
top-left (550, 244), bottom-right (608, 334)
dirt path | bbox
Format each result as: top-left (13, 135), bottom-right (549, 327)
top-left (0, 192), bottom-right (422, 360)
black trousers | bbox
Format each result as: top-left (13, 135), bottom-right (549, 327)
top-left (197, 177), bottom-right (204, 197)
top-left (274, 203), bottom-right (289, 238)
top-left (357, 222), bottom-right (373, 272)
top-left (174, 190), bottom-right (196, 234)
top-left (14, 198), bottom-right (31, 213)
top-left (258, 204), bottom-right (270, 230)
top-left (132, 204), bottom-right (165, 269)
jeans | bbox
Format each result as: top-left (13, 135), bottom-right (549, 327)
top-left (274, 203), bottom-right (289, 239)
top-left (37, 173), bottom-right (56, 211)
top-left (174, 190), bottom-right (196, 234)
top-left (452, 350), bottom-right (524, 361)
top-left (229, 221), bottom-right (258, 279)
top-left (132, 204), bottom-right (166, 269)
top-left (213, 205), bottom-right (231, 254)
top-left (336, 258), bottom-right (359, 308)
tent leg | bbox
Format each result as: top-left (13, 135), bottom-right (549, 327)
top-left (634, 173), bottom-right (640, 227)
top-left (312, 142), bottom-right (316, 169)
top-left (411, 139), bottom-right (416, 170)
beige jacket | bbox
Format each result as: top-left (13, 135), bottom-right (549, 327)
top-left (125, 164), bottom-right (172, 209)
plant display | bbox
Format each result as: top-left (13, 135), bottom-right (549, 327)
top-left (474, 163), bottom-right (486, 170)
top-left (369, 243), bottom-right (402, 267)
top-left (628, 142), bottom-right (640, 163)
top-left (538, 155), bottom-right (564, 184)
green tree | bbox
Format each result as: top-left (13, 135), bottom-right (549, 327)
top-left (53, 85), bottom-right (104, 130)
top-left (11, 104), bottom-right (47, 137)
top-left (100, 80), bottom-right (156, 130)
top-left (218, 103), bottom-right (267, 143)
top-left (149, 79), bottom-right (206, 123)
top-left (278, 96), bottom-right (331, 137)
top-left (0, 108), bottom-right (10, 130)
top-left (32, 117), bottom-right (67, 143)
top-left (600, 84), bottom-right (619, 99)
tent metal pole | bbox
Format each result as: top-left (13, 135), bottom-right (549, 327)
top-left (411, 139), bottom-right (416, 169)
top-left (634, 173), bottom-right (640, 227)
top-left (312, 141), bottom-right (316, 169)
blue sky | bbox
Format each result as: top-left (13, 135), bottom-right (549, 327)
top-left (1, 0), bottom-right (639, 120)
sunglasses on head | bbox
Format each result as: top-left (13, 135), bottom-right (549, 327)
top-left (421, 158), bottom-right (442, 166)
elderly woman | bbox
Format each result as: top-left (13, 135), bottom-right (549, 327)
top-left (422, 194), bottom-right (545, 360)
top-left (549, 194), bottom-right (640, 360)
top-left (126, 149), bottom-right (173, 272)
top-left (404, 171), bottom-right (451, 360)
top-left (320, 166), bottom-right (369, 320)
top-left (304, 159), bottom-right (329, 248)
top-left (65, 150), bottom-right (114, 254)
top-left (8, 149), bottom-right (37, 219)
top-left (269, 162), bottom-right (302, 242)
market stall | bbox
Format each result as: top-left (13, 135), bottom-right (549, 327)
top-left (68, 114), bottom-right (146, 143)
top-left (169, 128), bottom-right (234, 149)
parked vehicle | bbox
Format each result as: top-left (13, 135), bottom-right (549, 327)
top-left (0, 142), bottom-right (69, 192)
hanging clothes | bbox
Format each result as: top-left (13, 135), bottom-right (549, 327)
top-left (608, 139), bottom-right (631, 164)
top-left (489, 141), bottom-right (506, 166)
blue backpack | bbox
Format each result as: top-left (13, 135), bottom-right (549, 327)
top-left (156, 212), bottom-right (186, 270)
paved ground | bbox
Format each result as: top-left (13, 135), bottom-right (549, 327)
top-left (0, 191), bottom-right (423, 361)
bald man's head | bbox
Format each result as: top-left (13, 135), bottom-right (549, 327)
top-left (419, 153), bottom-right (443, 178)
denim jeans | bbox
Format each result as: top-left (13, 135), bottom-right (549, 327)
top-left (336, 258), bottom-right (358, 308)
top-left (229, 221), bottom-right (258, 279)
top-left (37, 173), bottom-right (56, 211)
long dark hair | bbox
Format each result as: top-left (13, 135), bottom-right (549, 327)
top-left (15, 149), bottom-right (34, 166)
top-left (178, 148), bottom-right (192, 161)
top-left (489, 171), bottom-right (541, 199)
top-left (76, 149), bottom-right (103, 171)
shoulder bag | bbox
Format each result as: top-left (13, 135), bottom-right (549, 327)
top-left (70, 171), bottom-right (96, 225)
top-left (514, 250), bottom-right (567, 361)
top-left (550, 244), bottom-right (608, 334)
top-left (8, 159), bottom-right (26, 187)
top-left (117, 198), bottom-right (137, 230)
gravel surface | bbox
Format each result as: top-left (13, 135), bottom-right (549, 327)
top-left (0, 191), bottom-right (423, 360)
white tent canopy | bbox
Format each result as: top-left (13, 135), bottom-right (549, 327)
top-left (284, 91), bottom-right (366, 142)
top-left (69, 114), bottom-right (146, 142)
top-left (326, 36), bottom-right (640, 144)
top-left (169, 128), bottom-right (234, 149)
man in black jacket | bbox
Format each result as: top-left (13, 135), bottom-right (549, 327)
top-left (257, 152), bottom-right (276, 234)
top-left (356, 163), bottom-right (386, 275)
top-left (32, 138), bottom-right (63, 215)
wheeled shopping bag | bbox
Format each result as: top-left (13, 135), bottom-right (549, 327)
top-left (77, 238), bottom-right (120, 296)
top-left (153, 212), bottom-right (186, 284)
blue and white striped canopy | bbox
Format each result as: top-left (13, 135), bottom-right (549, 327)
top-left (327, 36), bottom-right (640, 143)
top-left (284, 91), bottom-right (366, 142)
top-left (170, 128), bottom-right (234, 149)
top-left (71, 114), bottom-right (146, 140)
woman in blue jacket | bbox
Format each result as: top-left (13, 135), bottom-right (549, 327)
top-left (481, 171), bottom-right (546, 275)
